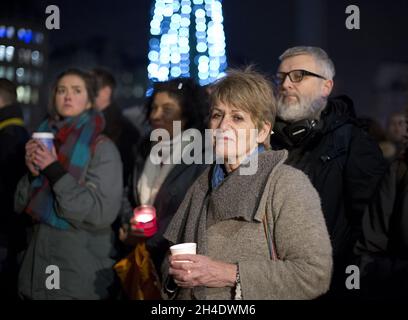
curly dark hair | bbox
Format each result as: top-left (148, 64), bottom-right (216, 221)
top-left (145, 77), bottom-right (210, 132)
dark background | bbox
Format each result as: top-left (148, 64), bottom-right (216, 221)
top-left (2, 0), bottom-right (408, 129)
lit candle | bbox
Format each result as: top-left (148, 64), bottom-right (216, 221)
top-left (131, 205), bottom-right (158, 237)
top-left (134, 213), bottom-right (154, 223)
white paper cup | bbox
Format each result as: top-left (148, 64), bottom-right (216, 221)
top-left (32, 132), bottom-right (54, 151)
top-left (170, 243), bottom-right (197, 261)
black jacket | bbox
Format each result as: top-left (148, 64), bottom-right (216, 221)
top-left (102, 103), bottom-right (141, 185)
top-left (0, 104), bottom-right (29, 297)
top-left (354, 159), bottom-right (408, 299)
top-left (271, 96), bottom-right (387, 271)
top-left (119, 137), bottom-right (208, 276)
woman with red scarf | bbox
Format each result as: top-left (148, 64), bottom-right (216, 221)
top-left (14, 69), bottom-right (123, 299)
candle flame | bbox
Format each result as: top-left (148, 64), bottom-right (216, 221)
top-left (134, 213), bottom-right (153, 223)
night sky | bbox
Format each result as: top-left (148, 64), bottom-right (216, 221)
top-left (2, 0), bottom-right (408, 122)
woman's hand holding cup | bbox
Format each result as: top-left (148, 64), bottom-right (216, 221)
top-left (25, 139), bottom-right (41, 176)
top-left (26, 133), bottom-right (57, 174)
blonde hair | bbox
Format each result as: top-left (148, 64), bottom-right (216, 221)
top-left (210, 66), bottom-right (276, 131)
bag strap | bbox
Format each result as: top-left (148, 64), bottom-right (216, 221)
top-left (0, 117), bottom-right (24, 131)
top-left (262, 214), bottom-right (277, 260)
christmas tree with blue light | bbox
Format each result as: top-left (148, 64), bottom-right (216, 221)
top-left (147, 0), bottom-right (227, 91)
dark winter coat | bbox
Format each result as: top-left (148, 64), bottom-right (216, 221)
top-left (354, 159), bottom-right (408, 299)
top-left (14, 139), bottom-right (123, 299)
top-left (271, 95), bottom-right (388, 293)
top-left (0, 104), bottom-right (29, 298)
top-left (102, 103), bottom-right (141, 185)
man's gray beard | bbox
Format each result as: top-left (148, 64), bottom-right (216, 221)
top-left (277, 94), bottom-right (327, 123)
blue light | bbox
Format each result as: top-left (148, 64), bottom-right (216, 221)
top-left (17, 29), bottom-right (25, 41)
top-left (180, 65), bottom-right (190, 74)
top-left (171, 66), bottom-right (182, 77)
top-left (163, 5), bottom-right (174, 17)
top-left (198, 55), bottom-right (209, 64)
top-left (181, 5), bottom-right (192, 14)
top-left (195, 31), bottom-right (206, 39)
top-left (171, 13), bottom-right (181, 23)
top-left (198, 61), bottom-right (209, 72)
top-left (198, 71), bottom-right (209, 79)
top-left (148, 50), bottom-right (160, 62)
top-left (159, 53), bottom-right (170, 64)
top-left (150, 20), bottom-right (161, 29)
top-left (196, 17), bottom-right (206, 24)
top-left (158, 66), bottom-right (170, 80)
top-left (7, 27), bottom-right (15, 39)
top-left (195, 9), bottom-right (206, 18)
top-left (178, 37), bottom-right (189, 47)
top-left (179, 27), bottom-right (189, 37)
top-left (148, 63), bottom-right (159, 74)
top-left (180, 17), bottom-right (191, 27)
top-left (180, 53), bottom-right (190, 60)
top-left (199, 78), bottom-right (210, 85)
top-left (171, 52), bottom-right (181, 63)
top-left (34, 32), bottom-right (44, 44)
top-left (196, 22), bottom-right (206, 32)
top-left (173, 2), bottom-right (181, 11)
top-left (146, 87), bottom-right (154, 97)
top-left (196, 42), bottom-right (207, 52)
top-left (151, 28), bottom-right (161, 35)
top-left (180, 60), bottom-right (190, 68)
top-left (209, 59), bottom-right (220, 70)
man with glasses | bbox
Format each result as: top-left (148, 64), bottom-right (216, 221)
top-left (271, 46), bottom-right (387, 299)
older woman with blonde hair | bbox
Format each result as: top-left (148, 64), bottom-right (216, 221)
top-left (163, 67), bottom-right (333, 300)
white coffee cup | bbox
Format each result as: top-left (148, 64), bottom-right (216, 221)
top-left (170, 243), bottom-right (197, 262)
top-left (32, 132), bottom-right (55, 151)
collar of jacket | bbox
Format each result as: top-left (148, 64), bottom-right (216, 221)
top-left (163, 149), bottom-right (288, 254)
top-left (272, 95), bottom-right (356, 148)
top-left (200, 149), bottom-right (288, 224)
top-left (320, 95), bottom-right (356, 133)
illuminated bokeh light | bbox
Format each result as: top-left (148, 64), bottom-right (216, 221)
top-left (147, 0), bottom-right (227, 91)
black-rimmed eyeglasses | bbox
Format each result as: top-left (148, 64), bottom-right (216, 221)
top-left (274, 69), bottom-right (326, 85)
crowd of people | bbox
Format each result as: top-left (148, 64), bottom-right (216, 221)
top-left (0, 46), bottom-right (407, 300)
